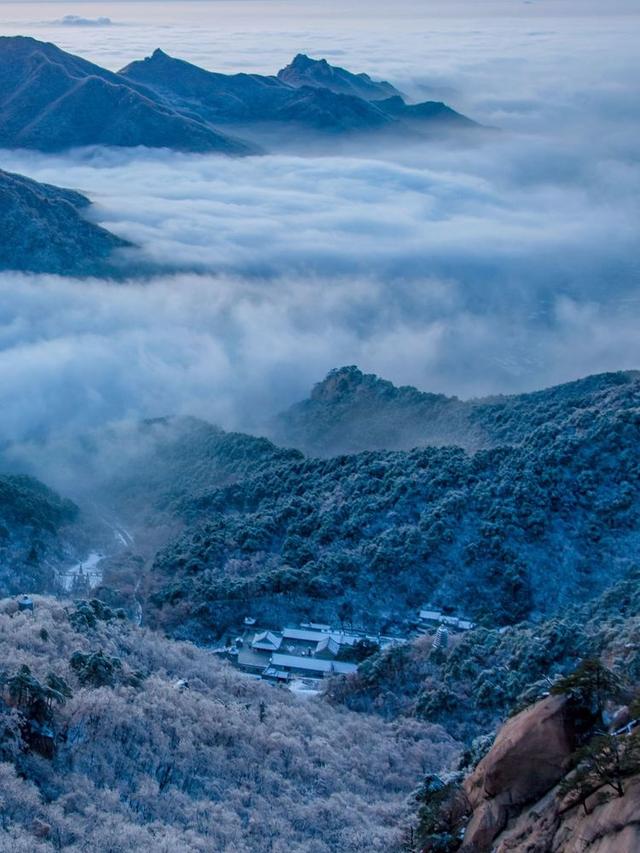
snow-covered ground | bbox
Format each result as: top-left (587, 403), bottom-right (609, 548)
top-left (288, 678), bottom-right (322, 698)
top-left (59, 518), bottom-right (135, 594)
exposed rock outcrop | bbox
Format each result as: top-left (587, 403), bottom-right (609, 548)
top-left (456, 694), bottom-right (640, 853)
top-left (461, 695), bottom-right (575, 851)
top-left (495, 768), bottom-right (640, 853)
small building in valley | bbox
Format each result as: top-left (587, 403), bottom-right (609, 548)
top-left (270, 653), bottom-right (357, 679)
top-left (232, 623), bottom-right (360, 683)
top-left (419, 606), bottom-right (475, 632)
top-left (315, 636), bottom-right (341, 659)
top-left (251, 631), bottom-right (282, 652)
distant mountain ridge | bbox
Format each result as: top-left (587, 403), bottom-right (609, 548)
top-left (276, 53), bottom-right (405, 101)
top-left (119, 48), bottom-right (393, 132)
top-left (271, 364), bottom-right (640, 455)
top-left (0, 36), bottom-right (478, 154)
top-left (0, 168), bottom-right (130, 275)
top-left (0, 36), bottom-right (252, 154)
top-left (121, 47), bottom-right (477, 139)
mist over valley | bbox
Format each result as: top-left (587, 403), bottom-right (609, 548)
top-left (1, 4), bottom-right (639, 852)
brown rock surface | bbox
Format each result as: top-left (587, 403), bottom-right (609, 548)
top-left (495, 772), bottom-right (640, 852)
top-left (462, 795), bottom-right (510, 851)
top-left (465, 695), bottom-right (574, 807)
top-left (461, 695), bottom-right (575, 851)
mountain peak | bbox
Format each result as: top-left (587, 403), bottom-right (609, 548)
top-left (310, 365), bottom-right (365, 401)
top-left (0, 39), bottom-right (255, 155)
top-left (309, 366), bottom-right (450, 408)
top-left (290, 54), bottom-right (330, 67)
top-left (291, 53), bottom-right (316, 67)
top-left (277, 54), bottom-right (405, 101)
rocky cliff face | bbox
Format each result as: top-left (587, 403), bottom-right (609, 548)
top-left (461, 695), bottom-right (576, 850)
top-left (494, 776), bottom-right (640, 853)
top-left (453, 695), bottom-right (640, 853)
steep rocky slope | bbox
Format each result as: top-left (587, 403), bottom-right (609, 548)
top-left (455, 695), bottom-right (639, 853)
top-left (494, 775), bottom-right (640, 853)
top-left (0, 169), bottom-right (130, 275)
top-left (404, 657), bottom-right (640, 852)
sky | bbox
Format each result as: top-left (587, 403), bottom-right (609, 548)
top-left (0, 1), bottom-right (639, 452)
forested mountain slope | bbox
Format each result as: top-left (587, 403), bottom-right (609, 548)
top-left (0, 169), bottom-right (130, 275)
top-left (4, 369), bottom-right (639, 652)
top-left (146, 369), bottom-right (640, 640)
top-left (61, 417), bottom-right (302, 527)
top-left (0, 475), bottom-right (79, 596)
top-left (327, 570), bottom-right (640, 741)
top-left (272, 365), bottom-right (640, 455)
top-left (0, 597), bottom-right (456, 852)
top-left (4, 418), bottom-right (305, 610)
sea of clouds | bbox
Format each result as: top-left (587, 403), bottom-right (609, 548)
top-left (0, 1), bottom-right (639, 454)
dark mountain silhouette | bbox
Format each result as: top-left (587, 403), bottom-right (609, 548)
top-left (0, 36), bottom-right (253, 154)
top-left (277, 53), bottom-right (405, 101)
top-left (120, 49), bottom-right (396, 132)
top-left (120, 48), bottom-right (477, 136)
top-left (0, 37), bottom-right (478, 153)
top-left (375, 94), bottom-right (478, 128)
top-left (0, 168), bottom-right (130, 275)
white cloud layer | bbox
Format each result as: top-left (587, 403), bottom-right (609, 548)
top-left (1, 270), bottom-right (640, 449)
top-left (0, 3), bottom-right (639, 453)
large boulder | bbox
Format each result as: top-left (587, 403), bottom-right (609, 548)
top-left (461, 695), bottom-right (575, 851)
